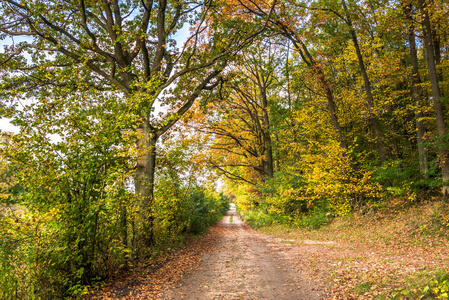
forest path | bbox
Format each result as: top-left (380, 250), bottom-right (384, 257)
top-left (91, 202), bottom-right (449, 300)
top-left (159, 206), bottom-right (327, 300)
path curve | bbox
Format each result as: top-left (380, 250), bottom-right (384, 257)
top-left (161, 206), bottom-right (327, 300)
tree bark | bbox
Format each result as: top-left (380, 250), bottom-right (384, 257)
top-left (402, 1), bottom-right (428, 176)
top-left (297, 40), bottom-right (347, 150)
top-left (341, 0), bottom-right (386, 162)
top-left (419, 0), bottom-right (449, 194)
top-left (134, 116), bottom-right (158, 247)
top-left (260, 85), bottom-right (274, 178)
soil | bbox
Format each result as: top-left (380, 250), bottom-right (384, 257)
top-left (160, 206), bottom-right (328, 300)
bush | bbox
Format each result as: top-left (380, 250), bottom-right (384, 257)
top-left (292, 208), bottom-right (332, 229)
top-left (240, 208), bottom-right (275, 228)
top-left (184, 190), bottom-right (230, 234)
top-left (155, 187), bottom-right (230, 239)
top-left (373, 160), bottom-right (441, 197)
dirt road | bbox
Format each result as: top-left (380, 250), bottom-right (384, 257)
top-left (160, 206), bottom-right (327, 300)
top-left (94, 201), bottom-right (449, 299)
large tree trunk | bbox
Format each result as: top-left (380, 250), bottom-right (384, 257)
top-left (134, 116), bottom-right (158, 247)
top-left (402, 1), bottom-right (428, 176)
top-left (341, 0), bottom-right (386, 162)
top-left (419, 0), bottom-right (449, 194)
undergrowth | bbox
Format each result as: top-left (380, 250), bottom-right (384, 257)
top-left (238, 203), bottom-right (332, 230)
top-left (386, 270), bottom-right (449, 299)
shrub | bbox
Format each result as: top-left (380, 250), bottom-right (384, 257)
top-left (240, 208), bottom-right (275, 228)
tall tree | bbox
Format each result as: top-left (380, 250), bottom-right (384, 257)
top-left (200, 42), bottom-right (285, 185)
top-left (339, 0), bottom-right (386, 162)
top-left (418, 0), bottom-right (449, 194)
top-left (235, 1), bottom-right (348, 150)
top-left (241, 45), bottom-right (278, 179)
top-left (402, 0), bottom-right (429, 176)
top-left (0, 0), bottom-right (275, 245)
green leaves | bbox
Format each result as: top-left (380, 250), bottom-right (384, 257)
top-left (0, 88), bottom-right (139, 297)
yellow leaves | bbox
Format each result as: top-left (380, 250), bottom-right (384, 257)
top-left (287, 138), bottom-right (381, 216)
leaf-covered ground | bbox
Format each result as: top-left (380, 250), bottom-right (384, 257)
top-left (86, 225), bottom-right (221, 299)
top-left (259, 199), bottom-right (449, 299)
top-left (160, 208), bottom-right (326, 299)
top-left (88, 199), bottom-right (448, 299)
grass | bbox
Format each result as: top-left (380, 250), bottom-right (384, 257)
top-left (258, 199), bottom-right (449, 244)
top-left (355, 282), bottom-right (374, 295)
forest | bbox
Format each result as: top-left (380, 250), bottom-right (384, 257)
top-left (0, 0), bottom-right (448, 298)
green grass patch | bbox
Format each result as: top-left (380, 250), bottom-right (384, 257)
top-left (355, 282), bottom-right (374, 295)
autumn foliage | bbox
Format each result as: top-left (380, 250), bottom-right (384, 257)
top-left (1, 0), bottom-right (449, 298)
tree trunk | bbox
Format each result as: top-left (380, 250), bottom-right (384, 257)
top-left (261, 87), bottom-right (274, 178)
top-left (134, 116), bottom-right (158, 247)
top-left (402, 1), bottom-right (429, 176)
top-left (325, 86), bottom-right (347, 150)
top-left (296, 40), bottom-right (347, 150)
top-left (419, 0), bottom-right (449, 194)
top-left (275, 22), bottom-right (346, 150)
top-left (341, 0), bottom-right (386, 162)
top-left (432, 28), bottom-right (443, 82)
top-left (120, 199), bottom-right (128, 247)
